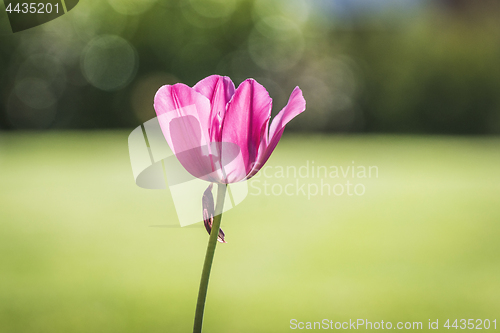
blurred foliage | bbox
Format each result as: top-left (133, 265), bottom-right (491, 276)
top-left (0, 0), bottom-right (499, 133)
top-left (352, 9), bottom-right (500, 134)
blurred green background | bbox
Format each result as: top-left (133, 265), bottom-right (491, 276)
top-left (1, 0), bottom-right (500, 332)
top-left (1, 133), bottom-right (499, 332)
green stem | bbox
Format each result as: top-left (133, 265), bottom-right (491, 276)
top-left (193, 183), bottom-right (227, 333)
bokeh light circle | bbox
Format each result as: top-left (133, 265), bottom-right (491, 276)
top-left (81, 35), bottom-right (138, 91)
top-left (181, 1), bottom-right (231, 29)
top-left (107, 0), bottom-right (157, 16)
top-left (14, 78), bottom-right (58, 109)
top-left (248, 16), bottom-right (304, 72)
top-left (16, 54), bottom-right (66, 98)
top-left (189, 0), bottom-right (237, 19)
top-left (253, 0), bottom-right (309, 24)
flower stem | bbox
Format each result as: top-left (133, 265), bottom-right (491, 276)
top-left (193, 183), bottom-right (227, 333)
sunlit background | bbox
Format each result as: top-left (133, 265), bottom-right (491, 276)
top-left (0, 0), bottom-right (499, 332)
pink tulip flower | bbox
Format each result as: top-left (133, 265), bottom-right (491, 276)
top-left (154, 75), bottom-right (306, 241)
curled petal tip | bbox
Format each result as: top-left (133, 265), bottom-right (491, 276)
top-left (217, 230), bottom-right (226, 243)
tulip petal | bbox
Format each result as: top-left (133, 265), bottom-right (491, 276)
top-left (220, 79), bottom-right (272, 182)
top-left (193, 75), bottom-right (235, 127)
top-left (268, 87), bottom-right (306, 141)
top-left (154, 84), bottom-right (215, 180)
top-left (202, 184), bottom-right (226, 243)
top-left (193, 75), bottom-right (236, 177)
top-left (248, 87), bottom-right (306, 177)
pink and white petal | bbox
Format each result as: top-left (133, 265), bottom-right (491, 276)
top-left (193, 75), bottom-right (235, 117)
top-left (248, 87), bottom-right (306, 177)
top-left (205, 141), bottom-right (244, 184)
top-left (193, 75), bottom-right (235, 142)
top-left (220, 79), bottom-right (272, 181)
top-left (218, 143), bottom-right (248, 183)
top-left (154, 83), bottom-right (215, 180)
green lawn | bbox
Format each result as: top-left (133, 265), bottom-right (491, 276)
top-left (0, 132), bottom-right (499, 332)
